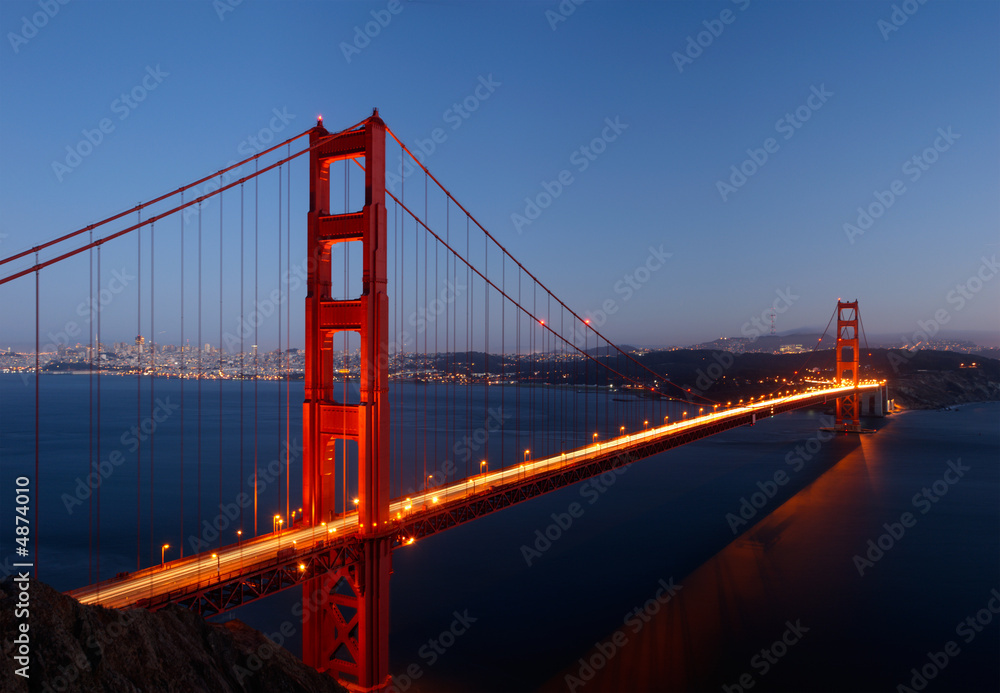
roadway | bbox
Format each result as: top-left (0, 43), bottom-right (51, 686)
top-left (68, 382), bottom-right (882, 609)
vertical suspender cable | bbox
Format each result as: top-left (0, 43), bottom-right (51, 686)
top-left (278, 163), bottom-right (286, 524)
top-left (285, 147), bottom-right (291, 524)
top-left (483, 221), bottom-right (488, 470)
top-left (422, 176), bottom-right (427, 486)
top-left (516, 265), bottom-right (520, 466)
top-left (466, 214), bottom-right (470, 483)
top-left (394, 197), bottom-right (400, 498)
top-left (531, 283), bottom-right (535, 456)
top-left (343, 160), bottom-right (349, 515)
top-left (88, 234), bottom-right (94, 582)
top-left (136, 211), bottom-right (142, 570)
top-left (150, 220), bottom-right (156, 567)
top-left (197, 201), bottom-right (203, 550)
top-left (449, 218), bottom-right (455, 479)
top-left (180, 194), bottom-right (185, 557)
top-left (434, 197), bottom-right (439, 481)
top-left (239, 183), bottom-right (245, 535)
top-left (254, 159), bottom-right (259, 534)
top-left (96, 244), bottom-right (101, 587)
top-left (34, 256), bottom-right (40, 578)
top-left (218, 176), bottom-right (224, 551)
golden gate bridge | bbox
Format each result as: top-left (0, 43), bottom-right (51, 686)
top-left (0, 111), bottom-right (885, 691)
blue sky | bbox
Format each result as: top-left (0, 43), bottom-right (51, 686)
top-left (1, 0), bottom-right (998, 350)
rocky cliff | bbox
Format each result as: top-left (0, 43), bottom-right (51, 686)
top-left (0, 577), bottom-right (345, 693)
top-left (889, 368), bottom-right (1000, 409)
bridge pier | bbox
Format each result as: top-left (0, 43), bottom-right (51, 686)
top-left (302, 111), bottom-right (392, 691)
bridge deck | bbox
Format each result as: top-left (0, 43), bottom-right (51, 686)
top-left (67, 383), bottom-right (881, 614)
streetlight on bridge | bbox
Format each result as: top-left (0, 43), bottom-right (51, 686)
top-left (160, 544), bottom-right (170, 568)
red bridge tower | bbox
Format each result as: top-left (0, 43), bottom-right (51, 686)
top-left (834, 300), bottom-right (862, 433)
top-left (302, 111), bottom-right (391, 691)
